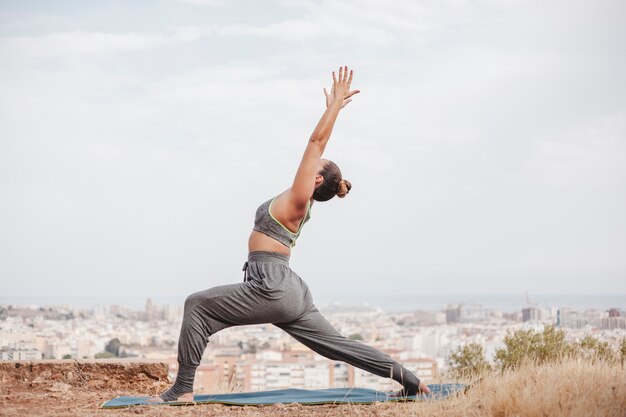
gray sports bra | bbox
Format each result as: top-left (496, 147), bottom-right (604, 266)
top-left (253, 195), bottom-right (312, 248)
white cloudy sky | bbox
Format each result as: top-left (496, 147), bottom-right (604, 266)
top-left (1, 0), bottom-right (625, 304)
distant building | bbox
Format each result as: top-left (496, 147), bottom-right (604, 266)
top-left (557, 308), bottom-right (604, 329)
top-left (167, 347), bottom-right (438, 394)
top-left (522, 307), bottom-right (542, 322)
top-left (239, 359), bottom-right (334, 391)
top-left (459, 304), bottom-right (489, 323)
top-left (401, 357), bottom-right (438, 379)
top-left (601, 316), bottom-right (626, 330)
top-left (0, 348), bottom-right (42, 360)
top-left (409, 311), bottom-right (446, 325)
top-left (145, 298), bottom-right (154, 322)
top-left (445, 305), bottom-right (460, 323)
top-left (503, 311), bottom-right (522, 322)
top-left (76, 339), bottom-right (97, 359)
top-left (446, 304), bottom-right (490, 323)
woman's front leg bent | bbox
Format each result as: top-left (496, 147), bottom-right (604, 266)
top-left (158, 282), bottom-right (272, 402)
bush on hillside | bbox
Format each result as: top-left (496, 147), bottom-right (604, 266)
top-left (575, 335), bottom-right (618, 364)
top-left (105, 338), bottom-right (121, 357)
top-left (448, 326), bottom-right (626, 376)
top-left (448, 342), bottom-right (491, 378)
top-left (495, 326), bottom-right (573, 370)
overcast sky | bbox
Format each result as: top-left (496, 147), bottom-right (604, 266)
top-left (1, 0), bottom-right (625, 305)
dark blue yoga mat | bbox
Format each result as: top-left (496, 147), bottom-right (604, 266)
top-left (101, 384), bottom-right (467, 408)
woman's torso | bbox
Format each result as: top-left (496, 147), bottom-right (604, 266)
top-left (248, 191), bottom-right (314, 255)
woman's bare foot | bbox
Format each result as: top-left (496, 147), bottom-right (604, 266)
top-left (146, 392), bottom-right (194, 403)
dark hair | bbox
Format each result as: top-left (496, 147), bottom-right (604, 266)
top-left (312, 160), bottom-right (352, 202)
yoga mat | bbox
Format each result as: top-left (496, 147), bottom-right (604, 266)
top-left (101, 384), bottom-right (467, 408)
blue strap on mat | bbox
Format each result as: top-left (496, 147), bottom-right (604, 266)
top-left (101, 384), bottom-right (467, 408)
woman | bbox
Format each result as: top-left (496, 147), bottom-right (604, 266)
top-left (151, 66), bottom-right (429, 403)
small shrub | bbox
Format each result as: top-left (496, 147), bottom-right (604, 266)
top-left (495, 326), bottom-right (572, 370)
top-left (574, 335), bottom-right (618, 364)
top-left (448, 342), bottom-right (491, 378)
top-left (105, 338), bottom-right (121, 357)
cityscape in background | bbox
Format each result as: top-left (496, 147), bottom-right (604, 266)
top-left (1, 297), bottom-right (624, 393)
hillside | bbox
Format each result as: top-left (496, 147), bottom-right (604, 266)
top-left (1, 359), bottom-right (624, 417)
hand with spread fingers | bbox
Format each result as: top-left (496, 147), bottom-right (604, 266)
top-left (324, 65), bottom-right (360, 109)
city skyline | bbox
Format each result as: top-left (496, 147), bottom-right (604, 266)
top-left (1, 292), bottom-right (623, 315)
top-left (2, 297), bottom-right (623, 368)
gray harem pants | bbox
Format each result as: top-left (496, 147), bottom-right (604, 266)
top-left (159, 251), bottom-right (420, 401)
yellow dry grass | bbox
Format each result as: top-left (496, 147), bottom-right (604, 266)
top-left (369, 358), bottom-right (626, 417)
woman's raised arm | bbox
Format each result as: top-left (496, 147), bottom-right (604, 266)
top-left (286, 66), bottom-right (360, 209)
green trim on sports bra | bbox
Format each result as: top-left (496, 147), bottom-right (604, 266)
top-left (268, 196), bottom-right (311, 236)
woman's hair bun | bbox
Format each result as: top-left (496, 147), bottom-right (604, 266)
top-left (336, 179), bottom-right (352, 198)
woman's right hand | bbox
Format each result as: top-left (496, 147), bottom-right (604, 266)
top-left (324, 66), bottom-right (360, 109)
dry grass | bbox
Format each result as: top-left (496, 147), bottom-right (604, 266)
top-left (380, 358), bottom-right (626, 417)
